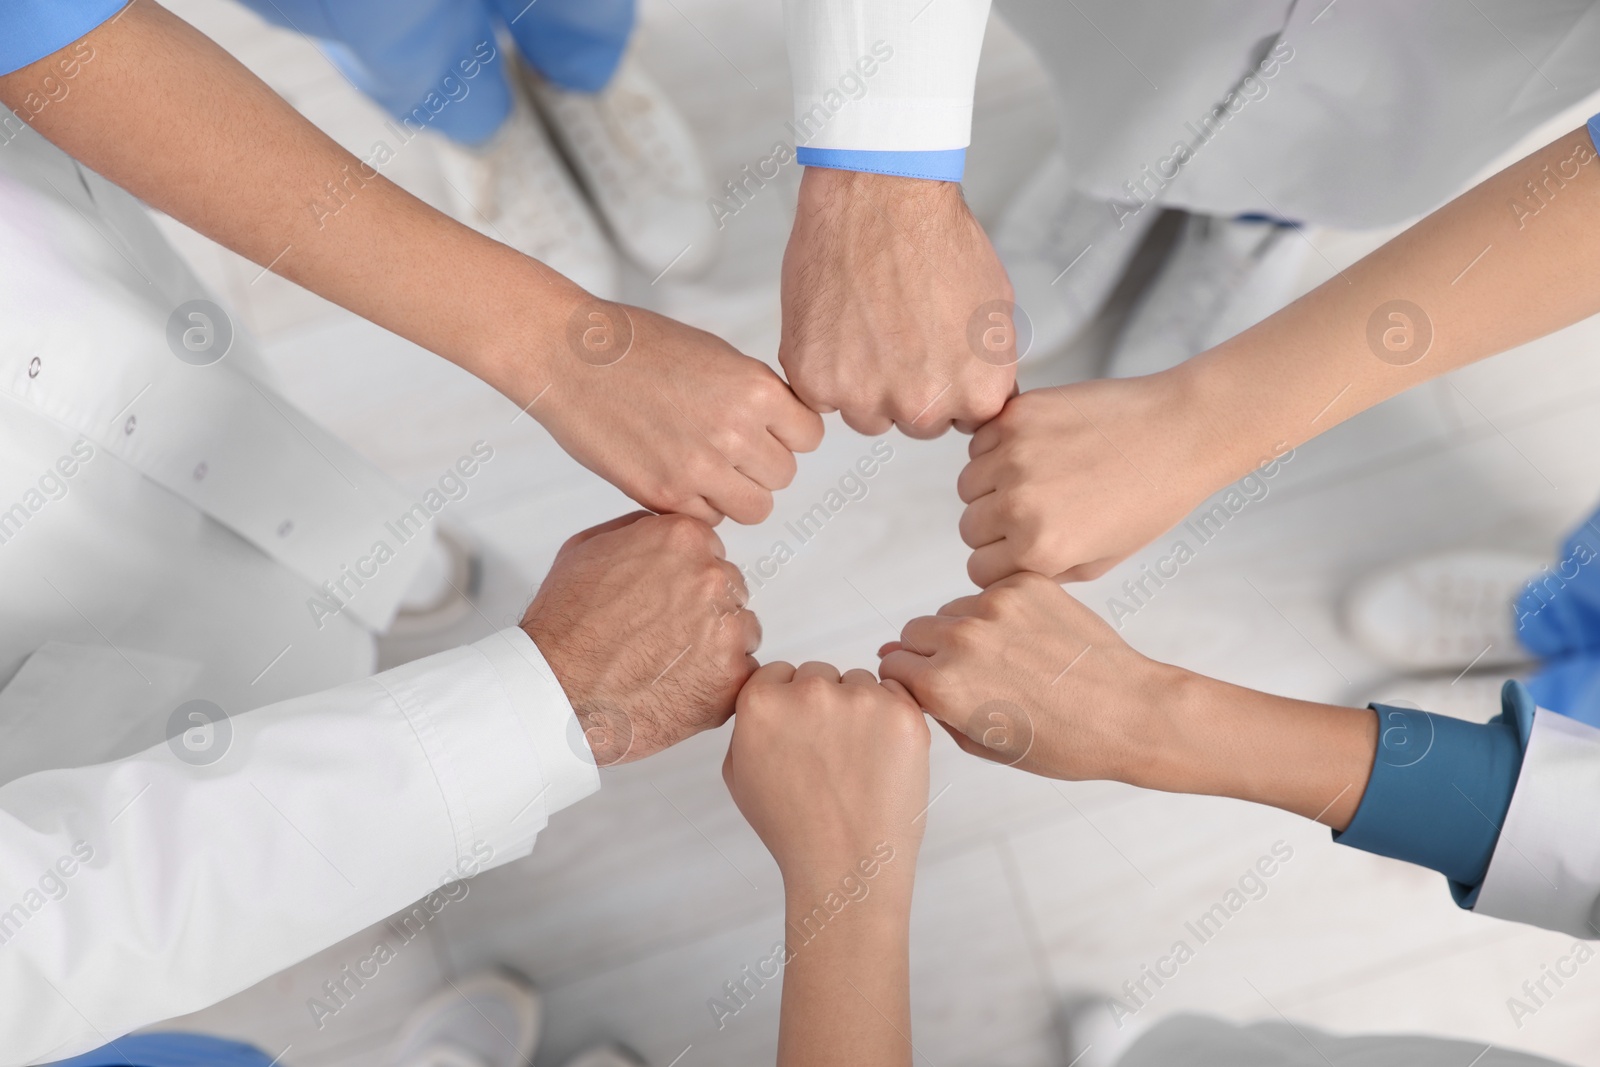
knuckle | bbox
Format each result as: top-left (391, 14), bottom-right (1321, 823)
top-left (793, 674), bottom-right (832, 700)
top-left (659, 512), bottom-right (708, 548)
top-left (946, 616), bottom-right (986, 652)
top-left (743, 491), bottom-right (776, 524)
top-left (995, 490), bottom-right (1031, 525)
top-left (636, 478), bottom-right (678, 512)
top-left (981, 582), bottom-right (1023, 614)
top-left (686, 450), bottom-right (726, 482)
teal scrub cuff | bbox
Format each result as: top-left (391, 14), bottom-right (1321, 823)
top-left (795, 147), bottom-right (966, 182)
top-left (1334, 681), bottom-right (1534, 906)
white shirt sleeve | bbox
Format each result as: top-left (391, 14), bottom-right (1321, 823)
top-left (0, 628), bottom-right (598, 1066)
top-left (1474, 708), bottom-right (1600, 940)
top-left (782, 0), bottom-right (992, 179)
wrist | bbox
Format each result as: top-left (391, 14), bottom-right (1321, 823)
top-left (779, 840), bottom-right (916, 906)
top-left (798, 165), bottom-right (966, 226)
top-left (1137, 665), bottom-right (1377, 828)
top-left (1098, 660), bottom-right (1206, 790)
top-left (1125, 666), bottom-right (1232, 793)
top-left (473, 254), bottom-right (593, 415)
top-left (1149, 357), bottom-right (1268, 492)
top-left (782, 867), bottom-right (914, 930)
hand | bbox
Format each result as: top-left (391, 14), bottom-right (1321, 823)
top-left (535, 303), bottom-right (824, 525)
top-left (779, 168), bottom-right (1015, 438)
top-left (957, 375), bottom-right (1261, 586)
top-left (729, 662), bottom-right (928, 1067)
top-left (521, 512), bottom-right (760, 765)
top-left (724, 662), bottom-right (930, 889)
top-left (878, 572), bottom-right (1378, 828)
top-left (877, 573), bottom-right (1171, 783)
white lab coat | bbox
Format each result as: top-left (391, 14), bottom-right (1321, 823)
top-left (781, 0), bottom-right (1600, 940)
top-left (1118, 1014), bottom-right (1569, 1067)
top-left (785, 0), bottom-right (1600, 225)
top-left (1478, 709), bottom-right (1600, 940)
top-left (0, 127), bottom-right (597, 1065)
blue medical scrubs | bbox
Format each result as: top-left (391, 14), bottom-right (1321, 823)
top-left (0, 0), bottom-right (634, 146)
top-left (1514, 505), bottom-right (1600, 727)
top-left (48, 1034), bottom-right (279, 1067)
top-left (233, 0), bottom-right (636, 145)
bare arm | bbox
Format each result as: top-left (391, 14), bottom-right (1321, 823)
top-left (879, 573), bottom-right (1377, 830)
top-left (1189, 125), bottom-right (1600, 476)
top-left (724, 663), bottom-right (928, 1067)
top-left (961, 127), bottom-right (1600, 585)
top-left (0, 0), bottom-right (564, 404)
top-left (0, 2), bottom-right (822, 524)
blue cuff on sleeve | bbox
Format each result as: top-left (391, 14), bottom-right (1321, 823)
top-left (0, 0), bottom-right (127, 76)
top-left (1588, 112), bottom-right (1600, 155)
top-left (1334, 681), bottom-right (1534, 906)
top-left (795, 147), bottom-right (966, 182)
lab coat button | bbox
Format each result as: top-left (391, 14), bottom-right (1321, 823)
top-left (27, 357), bottom-right (40, 378)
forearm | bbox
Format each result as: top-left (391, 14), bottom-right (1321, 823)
top-left (778, 876), bottom-right (913, 1067)
top-left (1176, 125), bottom-right (1600, 482)
top-left (0, 1), bottom-right (584, 407)
top-left (1130, 667), bottom-right (1378, 831)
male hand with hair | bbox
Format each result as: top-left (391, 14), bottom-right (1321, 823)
top-left (780, 168), bottom-right (1016, 438)
top-left (524, 511), bottom-right (761, 765)
top-left (724, 661), bottom-right (930, 1067)
top-left (0, 507), bottom-right (763, 1062)
top-left (778, 0), bottom-right (1014, 438)
top-left (0, 1), bottom-right (822, 525)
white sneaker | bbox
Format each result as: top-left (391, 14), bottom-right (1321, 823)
top-left (1104, 213), bottom-right (1310, 379)
top-left (390, 527), bottom-right (480, 639)
top-left (524, 50), bottom-right (718, 281)
top-left (432, 87), bottom-right (620, 299)
top-left (561, 1045), bottom-right (647, 1067)
top-left (391, 969), bottom-right (542, 1067)
top-left (1052, 992), bottom-right (1149, 1067)
top-left (994, 151), bottom-right (1161, 357)
top-left (1344, 550), bottom-right (1544, 672)
top-left (1366, 672), bottom-right (1512, 724)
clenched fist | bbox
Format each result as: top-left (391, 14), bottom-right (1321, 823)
top-left (958, 376), bottom-right (1263, 586)
top-left (724, 662), bottom-right (929, 888)
top-left (877, 572), bottom-right (1170, 783)
top-left (522, 512), bottom-right (760, 765)
top-left (779, 168), bottom-right (1015, 439)
top-left (879, 573), bottom-right (1379, 829)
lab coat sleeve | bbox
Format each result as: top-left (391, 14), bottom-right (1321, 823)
top-left (1473, 708), bottom-right (1600, 940)
top-left (0, 627), bottom-right (598, 1067)
top-left (782, 0), bottom-right (993, 180)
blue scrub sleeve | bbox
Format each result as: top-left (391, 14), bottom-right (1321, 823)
top-left (0, 0), bottom-right (126, 76)
top-left (50, 1033), bottom-right (279, 1067)
top-left (1334, 681), bottom-right (1535, 907)
top-left (796, 146), bottom-right (966, 182)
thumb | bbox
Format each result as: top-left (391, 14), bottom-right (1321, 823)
top-left (877, 649), bottom-right (944, 713)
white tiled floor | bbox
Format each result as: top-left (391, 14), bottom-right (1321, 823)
top-left (151, 2), bottom-right (1600, 1065)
